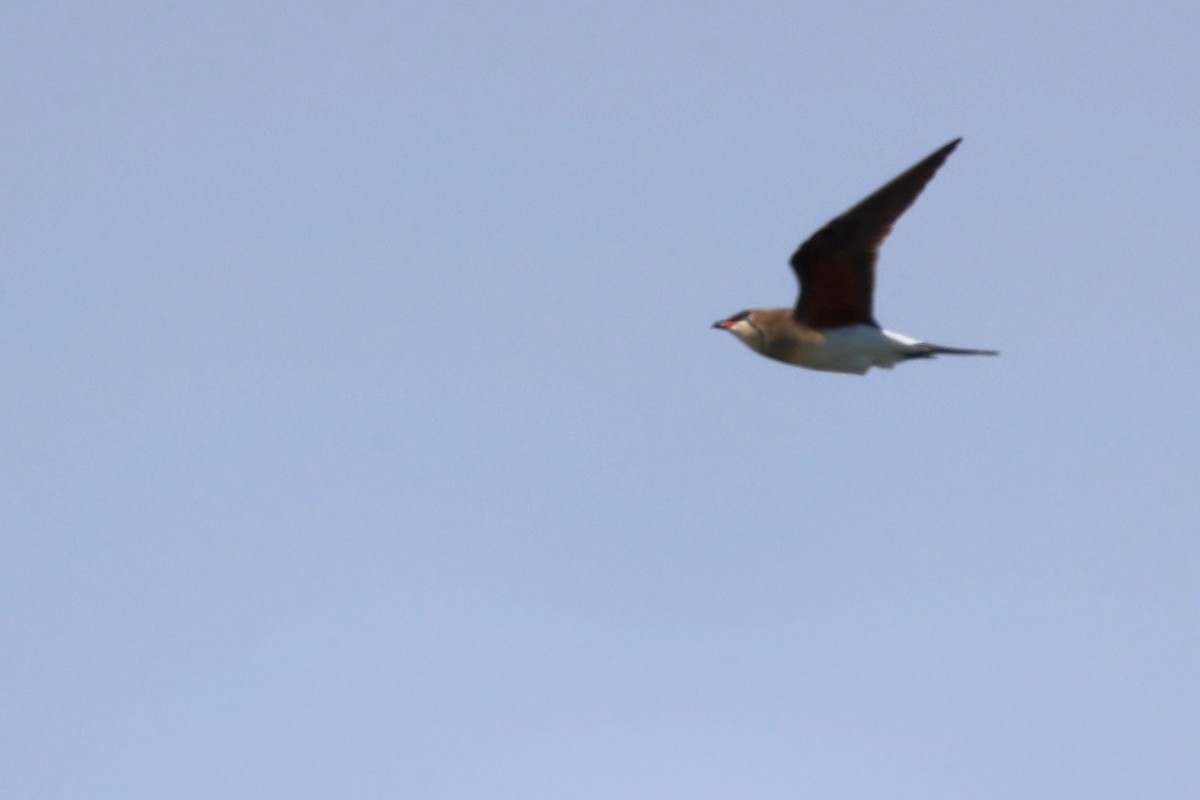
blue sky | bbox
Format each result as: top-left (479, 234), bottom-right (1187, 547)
top-left (4, 2), bottom-right (1199, 797)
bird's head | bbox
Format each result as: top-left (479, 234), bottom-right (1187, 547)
top-left (712, 309), bottom-right (767, 353)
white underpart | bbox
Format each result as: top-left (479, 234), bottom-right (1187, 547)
top-left (806, 325), bottom-right (925, 375)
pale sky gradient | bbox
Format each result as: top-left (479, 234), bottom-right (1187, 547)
top-left (4, 2), bottom-right (1200, 798)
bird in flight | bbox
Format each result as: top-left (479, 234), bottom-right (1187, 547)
top-left (713, 139), bottom-right (997, 375)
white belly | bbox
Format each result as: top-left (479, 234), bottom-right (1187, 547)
top-left (793, 325), bottom-right (923, 375)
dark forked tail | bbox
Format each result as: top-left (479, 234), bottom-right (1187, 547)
top-left (906, 342), bottom-right (999, 360)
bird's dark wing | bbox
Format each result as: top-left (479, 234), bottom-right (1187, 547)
top-left (789, 138), bottom-right (961, 329)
